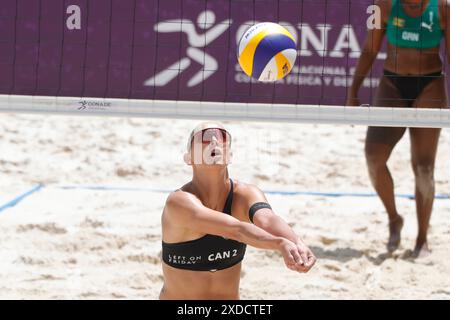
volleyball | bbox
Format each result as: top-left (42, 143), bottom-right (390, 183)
top-left (238, 22), bottom-right (297, 82)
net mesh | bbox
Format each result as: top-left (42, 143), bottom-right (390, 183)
top-left (0, 0), bottom-right (449, 127)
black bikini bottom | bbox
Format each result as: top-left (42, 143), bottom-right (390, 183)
top-left (383, 69), bottom-right (442, 107)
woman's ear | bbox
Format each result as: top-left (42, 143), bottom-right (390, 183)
top-left (183, 152), bottom-right (192, 165)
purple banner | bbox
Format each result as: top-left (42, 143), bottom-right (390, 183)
top-left (0, 0), bottom-right (446, 106)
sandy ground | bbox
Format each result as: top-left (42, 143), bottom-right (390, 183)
top-left (0, 113), bottom-right (449, 299)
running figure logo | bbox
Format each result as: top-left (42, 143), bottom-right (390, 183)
top-left (421, 11), bottom-right (434, 32)
top-left (144, 11), bottom-right (232, 88)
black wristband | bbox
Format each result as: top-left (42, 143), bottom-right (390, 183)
top-left (248, 202), bottom-right (272, 223)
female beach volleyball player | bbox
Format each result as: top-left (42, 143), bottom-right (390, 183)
top-left (347, 0), bottom-right (449, 257)
top-left (160, 122), bottom-right (316, 299)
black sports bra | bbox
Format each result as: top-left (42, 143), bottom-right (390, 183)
top-left (162, 179), bottom-right (247, 272)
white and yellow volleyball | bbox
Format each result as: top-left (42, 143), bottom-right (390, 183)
top-left (238, 22), bottom-right (297, 82)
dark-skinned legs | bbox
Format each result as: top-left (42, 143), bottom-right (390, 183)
top-left (366, 74), bottom-right (447, 255)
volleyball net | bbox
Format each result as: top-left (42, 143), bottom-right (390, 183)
top-left (1, 0), bottom-right (450, 127)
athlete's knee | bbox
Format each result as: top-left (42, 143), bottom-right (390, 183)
top-left (413, 162), bottom-right (435, 182)
top-left (413, 163), bottom-right (435, 202)
top-left (364, 148), bottom-right (386, 185)
top-left (365, 145), bottom-right (387, 169)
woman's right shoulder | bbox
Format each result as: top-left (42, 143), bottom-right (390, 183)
top-left (375, 0), bottom-right (391, 7)
top-left (166, 189), bottom-right (195, 206)
top-left (163, 189), bottom-right (203, 226)
top-left (165, 182), bottom-right (192, 202)
top-left (375, 0), bottom-right (392, 18)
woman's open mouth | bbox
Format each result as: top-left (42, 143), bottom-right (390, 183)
top-left (210, 148), bottom-right (222, 158)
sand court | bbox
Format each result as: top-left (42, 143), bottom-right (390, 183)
top-left (1, 114), bottom-right (449, 299)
